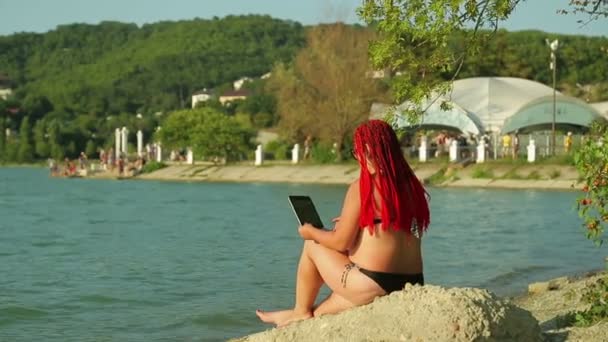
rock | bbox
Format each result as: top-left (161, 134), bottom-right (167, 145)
top-left (233, 285), bottom-right (542, 342)
top-left (548, 276), bottom-right (570, 290)
top-left (528, 281), bottom-right (550, 294)
top-left (528, 276), bottom-right (571, 295)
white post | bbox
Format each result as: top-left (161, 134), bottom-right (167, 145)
top-left (418, 136), bottom-right (428, 162)
top-left (476, 140), bottom-right (485, 163)
top-left (137, 130), bottom-right (143, 157)
top-left (527, 139), bottom-right (536, 163)
top-left (115, 128), bottom-right (121, 160)
top-left (292, 143), bottom-right (300, 164)
top-left (546, 135), bottom-right (550, 156)
top-left (121, 126), bottom-right (129, 155)
top-left (156, 143), bottom-right (162, 162)
top-left (255, 145), bottom-right (263, 166)
top-left (186, 148), bottom-right (194, 165)
top-left (449, 140), bottom-right (459, 162)
top-left (493, 133), bottom-right (498, 160)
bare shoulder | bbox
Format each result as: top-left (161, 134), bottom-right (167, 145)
top-left (348, 179), bottom-right (360, 191)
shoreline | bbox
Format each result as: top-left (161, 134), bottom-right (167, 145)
top-left (126, 162), bottom-right (581, 191)
top-left (2, 161), bottom-right (582, 191)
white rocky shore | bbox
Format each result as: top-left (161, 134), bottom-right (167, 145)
top-left (231, 272), bottom-right (608, 342)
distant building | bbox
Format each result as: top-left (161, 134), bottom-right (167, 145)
top-left (219, 89), bottom-right (250, 105)
top-left (233, 77), bottom-right (252, 91)
top-left (260, 72), bottom-right (272, 80)
top-left (371, 77), bottom-right (604, 135)
top-left (191, 89), bottom-right (212, 108)
top-left (0, 74), bottom-right (13, 100)
top-left (591, 101), bottom-right (608, 120)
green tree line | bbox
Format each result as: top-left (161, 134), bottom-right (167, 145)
top-left (1, 14), bottom-right (607, 163)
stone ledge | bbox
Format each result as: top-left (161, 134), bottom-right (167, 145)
top-left (232, 285), bottom-right (542, 342)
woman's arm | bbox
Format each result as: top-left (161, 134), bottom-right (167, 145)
top-left (298, 181), bottom-right (361, 252)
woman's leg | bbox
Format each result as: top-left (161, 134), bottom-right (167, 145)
top-left (256, 240), bottom-right (383, 326)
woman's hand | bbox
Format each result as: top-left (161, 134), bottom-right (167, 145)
top-left (297, 223), bottom-right (316, 240)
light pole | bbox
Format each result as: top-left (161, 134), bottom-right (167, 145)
top-left (546, 38), bottom-right (559, 155)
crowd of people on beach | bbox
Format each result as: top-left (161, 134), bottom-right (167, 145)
top-left (48, 148), bottom-right (148, 178)
top-left (398, 130), bottom-right (580, 161)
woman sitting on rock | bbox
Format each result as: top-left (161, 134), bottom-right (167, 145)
top-left (256, 119), bottom-right (431, 327)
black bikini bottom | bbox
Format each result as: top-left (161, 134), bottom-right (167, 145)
top-left (341, 263), bottom-right (424, 294)
top-left (359, 267), bottom-right (424, 293)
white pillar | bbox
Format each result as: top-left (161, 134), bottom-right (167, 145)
top-left (115, 128), bottom-right (121, 159)
top-left (418, 136), bottom-right (428, 162)
top-left (449, 140), bottom-right (459, 162)
top-left (156, 143), bottom-right (162, 162)
top-left (292, 144), bottom-right (300, 164)
top-left (493, 133), bottom-right (498, 160)
top-left (136, 130), bottom-right (143, 157)
top-left (254, 144), bottom-right (263, 166)
top-left (186, 148), bottom-right (193, 165)
top-left (121, 126), bottom-right (129, 155)
top-left (527, 139), bottom-right (536, 163)
top-left (476, 140), bottom-right (485, 163)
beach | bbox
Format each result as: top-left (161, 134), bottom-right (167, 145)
top-left (118, 161), bottom-right (582, 191)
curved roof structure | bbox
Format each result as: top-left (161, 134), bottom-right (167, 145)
top-left (370, 77), bottom-right (600, 135)
top-left (501, 96), bottom-right (604, 133)
top-left (370, 100), bottom-right (483, 135)
top-left (371, 77), bottom-right (608, 134)
top-left (393, 99), bottom-right (483, 135)
top-left (448, 77), bottom-right (559, 131)
top-left (591, 101), bottom-right (608, 119)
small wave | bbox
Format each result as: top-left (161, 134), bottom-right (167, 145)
top-left (77, 294), bottom-right (164, 306)
top-left (31, 240), bottom-right (76, 248)
top-left (480, 265), bottom-right (555, 288)
top-left (191, 312), bottom-right (256, 328)
top-left (87, 219), bottom-right (108, 225)
top-left (0, 306), bottom-right (48, 324)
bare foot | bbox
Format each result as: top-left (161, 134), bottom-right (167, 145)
top-left (255, 309), bottom-right (313, 327)
top-left (256, 309), bottom-right (293, 325)
top-left (276, 311), bottom-right (313, 327)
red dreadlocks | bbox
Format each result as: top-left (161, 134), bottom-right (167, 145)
top-left (353, 120), bottom-right (430, 236)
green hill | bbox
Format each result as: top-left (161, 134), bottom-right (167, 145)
top-left (0, 15), bottom-right (305, 115)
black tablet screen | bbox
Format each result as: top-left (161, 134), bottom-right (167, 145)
top-left (288, 195), bottom-right (324, 229)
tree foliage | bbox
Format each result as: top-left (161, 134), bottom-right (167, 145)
top-left (575, 122), bottom-right (608, 246)
top-left (157, 107), bottom-right (254, 162)
top-left (268, 24), bottom-right (387, 158)
top-left (0, 15), bottom-right (305, 115)
top-left (17, 116), bottom-right (34, 163)
top-left (358, 0), bottom-right (608, 120)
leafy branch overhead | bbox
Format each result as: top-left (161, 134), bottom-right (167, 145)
top-left (357, 0), bottom-right (607, 121)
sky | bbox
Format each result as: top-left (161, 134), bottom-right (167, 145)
top-left (0, 0), bottom-right (606, 37)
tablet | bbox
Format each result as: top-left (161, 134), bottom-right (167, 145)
top-left (288, 195), bottom-right (325, 229)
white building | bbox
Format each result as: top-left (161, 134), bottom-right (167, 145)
top-left (191, 89), bottom-right (211, 108)
top-left (233, 77), bottom-right (252, 91)
top-left (371, 77), bottom-right (604, 134)
top-left (590, 101), bottom-right (608, 120)
top-left (0, 74), bottom-right (12, 100)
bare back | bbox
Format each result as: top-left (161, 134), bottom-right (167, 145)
top-left (348, 183), bottom-right (423, 274)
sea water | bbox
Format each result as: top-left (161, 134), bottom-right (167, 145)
top-left (0, 168), bottom-right (605, 341)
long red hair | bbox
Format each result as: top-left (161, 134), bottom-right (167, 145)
top-left (353, 120), bottom-right (430, 236)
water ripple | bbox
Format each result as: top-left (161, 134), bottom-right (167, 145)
top-left (0, 305), bottom-right (49, 325)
